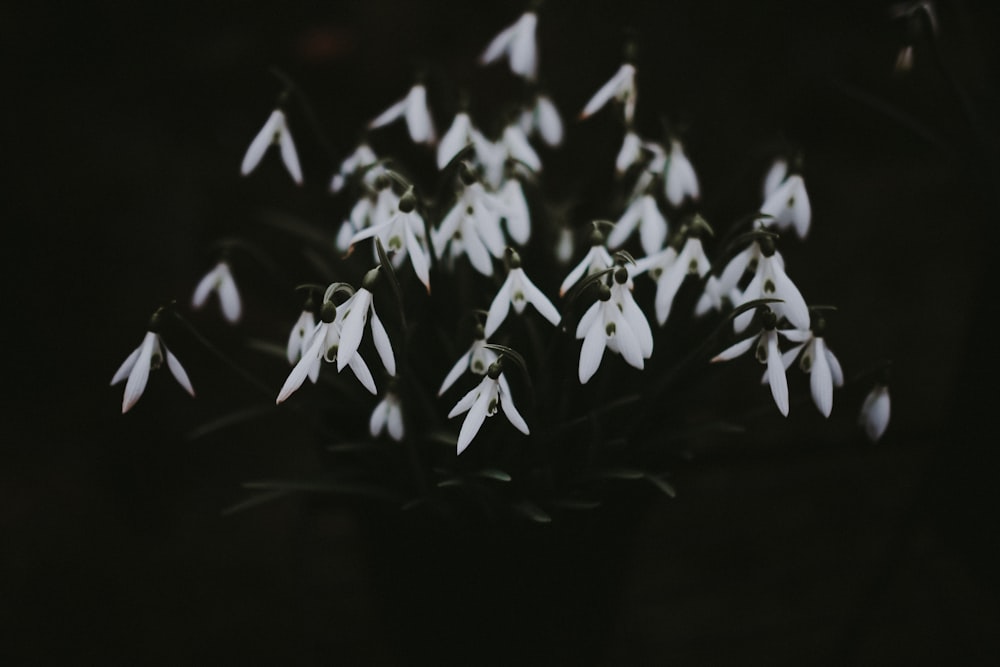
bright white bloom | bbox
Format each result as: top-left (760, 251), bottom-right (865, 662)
top-left (606, 194), bottom-right (668, 255)
top-left (519, 93), bottom-right (563, 147)
top-left (437, 111), bottom-right (477, 170)
top-left (241, 109), bottom-right (302, 185)
top-left (615, 130), bottom-right (643, 175)
top-left (369, 83), bottom-right (436, 145)
top-left (761, 171), bottom-right (811, 239)
top-left (559, 231), bottom-right (614, 296)
top-left (349, 193), bottom-right (431, 293)
top-left (192, 261), bottom-right (241, 324)
top-left (696, 237), bottom-right (767, 317)
top-left (485, 253), bottom-right (561, 337)
top-left (499, 178), bottom-right (531, 245)
top-left (576, 284), bottom-right (645, 384)
top-left (448, 363), bottom-right (529, 454)
top-left (336, 283), bottom-right (395, 377)
top-left (433, 181), bottom-right (507, 276)
top-left (580, 63), bottom-right (637, 124)
top-left (276, 295), bottom-right (378, 403)
top-left (859, 384), bottom-right (891, 442)
top-left (370, 391), bottom-right (404, 441)
top-left (330, 142), bottom-right (378, 194)
top-left (286, 308), bottom-right (316, 365)
top-left (664, 139), bottom-right (700, 207)
top-left (711, 311), bottom-right (791, 416)
top-left (609, 268), bottom-right (653, 360)
top-left (438, 327), bottom-right (498, 396)
top-left (479, 11), bottom-right (539, 81)
top-left (733, 239), bottom-right (810, 333)
top-left (777, 327), bottom-right (844, 418)
top-left (111, 331), bottom-right (194, 414)
top-left (635, 236), bottom-right (711, 325)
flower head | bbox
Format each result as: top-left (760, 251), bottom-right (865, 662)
top-left (369, 83), bottom-right (436, 145)
top-left (606, 193), bottom-right (668, 255)
top-left (579, 63), bottom-right (637, 124)
top-left (776, 320), bottom-right (844, 418)
top-left (448, 359), bottom-right (529, 454)
top-left (559, 227), bottom-right (615, 297)
top-left (519, 93), bottom-right (563, 147)
top-left (485, 250), bottom-right (561, 337)
top-left (349, 191), bottom-right (431, 293)
top-left (192, 261), bottom-right (241, 324)
top-left (576, 278), bottom-right (645, 384)
top-left (370, 391), bottom-right (404, 441)
top-left (336, 271), bottom-right (395, 377)
top-left (711, 308), bottom-right (791, 416)
top-left (432, 175), bottom-right (507, 276)
top-left (760, 163), bottom-right (811, 239)
top-left (732, 237), bottom-right (810, 333)
top-left (111, 330), bottom-right (194, 414)
top-left (439, 325), bottom-right (499, 396)
top-left (859, 383), bottom-right (891, 442)
top-left (664, 139), bottom-right (700, 207)
top-left (634, 232), bottom-right (711, 325)
top-left (479, 11), bottom-right (539, 81)
top-left (330, 142), bottom-right (378, 194)
top-left (241, 109), bottom-right (302, 185)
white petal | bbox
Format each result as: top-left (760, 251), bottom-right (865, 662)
top-left (810, 339), bottom-right (833, 417)
top-left (369, 96), bottom-right (408, 129)
top-left (779, 328), bottom-right (812, 343)
top-left (163, 345), bottom-right (194, 397)
top-left (111, 344), bottom-right (142, 386)
top-left (449, 382), bottom-right (481, 419)
top-left (733, 271), bottom-right (763, 334)
top-left (457, 385), bottom-right (493, 454)
top-left (463, 221), bottom-right (495, 276)
top-left (437, 112), bottom-right (471, 169)
top-left (653, 261), bottom-right (688, 325)
top-left (347, 352), bottom-right (378, 395)
top-left (387, 401), bottom-right (404, 441)
top-left (191, 266), bottom-right (218, 310)
top-left (763, 159), bottom-right (788, 198)
top-left (485, 277), bottom-right (514, 337)
top-left (580, 64), bottom-right (632, 119)
top-left (559, 253), bottom-right (591, 297)
top-left (789, 176), bottom-right (811, 239)
top-left (765, 332), bottom-right (789, 416)
top-left (217, 269), bottom-right (242, 324)
top-left (439, 349), bottom-right (473, 396)
top-left (770, 262), bottom-right (810, 330)
top-left (535, 95), bottom-right (563, 147)
top-left (575, 301), bottom-right (601, 339)
top-left (639, 196), bottom-right (668, 255)
top-left (369, 398), bottom-right (389, 438)
top-left (277, 333), bottom-right (324, 403)
top-left (501, 180), bottom-right (531, 245)
top-left (278, 123), bottom-right (303, 185)
top-left (860, 386), bottom-right (890, 442)
top-left (616, 131), bottom-right (642, 175)
top-left (578, 315), bottom-right (607, 384)
top-left (479, 22), bottom-right (517, 65)
top-left (405, 85), bottom-right (435, 144)
top-left (509, 13), bottom-right (538, 80)
top-left (503, 124), bottom-right (541, 172)
top-left (607, 198), bottom-right (642, 249)
top-left (286, 311), bottom-right (314, 365)
top-left (711, 334), bottom-right (758, 362)
top-left (336, 291), bottom-right (369, 372)
top-left (121, 333), bottom-right (158, 413)
top-left (665, 142), bottom-right (699, 206)
top-left (498, 375), bottom-right (530, 435)
top-left (611, 307), bottom-right (645, 370)
top-left (240, 110), bottom-right (282, 176)
top-left (825, 344), bottom-right (844, 387)
top-left (369, 305), bottom-right (396, 376)
top-left (519, 272), bottom-right (561, 326)
top-left (404, 220), bottom-right (431, 293)
top-left (620, 293), bottom-right (653, 358)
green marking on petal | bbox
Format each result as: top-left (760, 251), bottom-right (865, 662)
top-left (763, 279), bottom-right (776, 294)
top-left (605, 322), bottom-right (616, 337)
top-left (755, 340), bottom-right (767, 363)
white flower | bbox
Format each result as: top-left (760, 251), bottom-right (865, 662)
top-left (696, 237), bottom-right (765, 317)
top-left (286, 308), bottom-right (316, 365)
top-left (437, 111), bottom-right (477, 170)
top-left (432, 181), bottom-right (507, 276)
top-left (711, 310), bottom-right (791, 416)
top-left (732, 238), bottom-right (810, 333)
top-left (664, 139), bottom-right (700, 207)
top-left (111, 331), bottom-right (194, 414)
top-left (485, 252), bottom-right (561, 337)
top-left (615, 130), bottom-right (643, 175)
top-left (192, 261), bottom-right (241, 324)
top-left (241, 109), bottom-right (302, 185)
top-left (761, 172), bottom-right (811, 239)
top-left (370, 391), bottom-right (404, 441)
top-left (330, 142), bottom-right (378, 193)
top-left (609, 267), bottom-right (653, 360)
top-left (479, 11), bottom-right (539, 81)
top-left (336, 281), bottom-right (395, 377)
top-left (559, 231), bottom-right (614, 296)
top-left (859, 384), bottom-right (891, 442)
top-left (606, 194), bottom-right (668, 255)
top-left (448, 363), bottom-right (529, 454)
top-left (348, 192), bottom-right (431, 293)
top-left (576, 283), bottom-right (645, 384)
top-left (579, 63), bottom-right (637, 124)
top-left (776, 326), bottom-right (844, 418)
top-left (438, 327), bottom-right (498, 396)
top-left (499, 178), bottom-right (531, 245)
top-left (276, 296), bottom-right (378, 403)
top-left (635, 236), bottom-right (711, 325)
top-left (519, 93), bottom-right (563, 147)
top-left (369, 83), bottom-right (436, 145)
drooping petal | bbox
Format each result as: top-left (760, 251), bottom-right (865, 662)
top-left (503, 124), bottom-right (541, 172)
top-left (163, 345), bottom-right (194, 397)
top-left (610, 306), bottom-right (645, 370)
top-left (448, 382), bottom-right (482, 419)
top-left (498, 375), bottom-right (529, 435)
top-left (575, 301), bottom-right (601, 339)
top-left (405, 85), bottom-right (436, 144)
top-left (790, 176), bottom-right (811, 239)
top-left (810, 338), bottom-right (833, 417)
top-left (277, 332), bottom-right (325, 403)
top-left (462, 220), bottom-right (495, 276)
top-left (860, 385), bottom-right (890, 442)
top-left (711, 334), bottom-right (758, 362)
top-left (240, 110), bottom-right (282, 177)
top-left (534, 94), bottom-right (563, 147)
top-left (825, 344), bottom-right (844, 387)
top-left (439, 349), bottom-right (473, 396)
top-left (217, 268), bottom-right (242, 324)
top-left (191, 265), bottom-right (219, 310)
top-left (654, 261), bottom-right (688, 325)
top-left (369, 305), bottom-right (396, 376)
top-left (519, 272), bottom-right (561, 326)
top-left (403, 220), bottom-right (431, 292)
top-left (278, 122), bottom-right (303, 185)
top-left (578, 314), bottom-right (607, 384)
top-left (347, 352), bottom-right (378, 395)
top-left (457, 384), bottom-right (493, 454)
top-left (121, 333), bottom-right (157, 413)
top-left (387, 400), bottom-right (404, 441)
top-left (607, 198), bottom-right (642, 249)
top-left (638, 195), bottom-right (668, 255)
top-left (620, 293), bottom-right (653, 358)
top-left (369, 96), bottom-right (408, 129)
top-left (437, 112), bottom-right (472, 169)
top-left (616, 131), bottom-right (642, 175)
top-left (485, 276), bottom-right (514, 337)
top-left (763, 158), bottom-right (788, 198)
top-left (111, 344), bottom-right (142, 386)
top-left (770, 261), bottom-right (810, 330)
top-left (501, 179), bottom-right (531, 245)
top-left (765, 331), bottom-right (789, 416)
top-left (508, 13), bottom-right (538, 80)
top-left (479, 22), bottom-right (518, 66)
top-left (580, 64), bottom-right (634, 119)
top-left (286, 311), bottom-right (314, 365)
top-left (369, 398), bottom-right (389, 438)
top-left (665, 141), bottom-right (700, 206)
top-left (336, 291), bottom-right (370, 372)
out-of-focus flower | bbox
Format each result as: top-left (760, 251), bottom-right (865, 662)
top-left (479, 10), bottom-right (539, 81)
top-left (580, 63), bottom-right (637, 124)
top-left (241, 109), bottom-right (302, 185)
top-left (485, 250), bottom-right (561, 336)
top-left (664, 139), bottom-right (700, 207)
top-left (519, 93), bottom-right (563, 147)
top-left (607, 193), bottom-right (668, 255)
top-left (439, 325), bottom-right (498, 396)
top-left (711, 308), bottom-right (790, 416)
top-left (860, 384), bottom-right (891, 441)
top-left (192, 261), bottom-right (241, 324)
top-left (370, 391), bottom-right (404, 441)
top-left (369, 83), bottom-right (436, 145)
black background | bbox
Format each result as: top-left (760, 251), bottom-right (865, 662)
top-left (5, 0), bottom-right (1000, 664)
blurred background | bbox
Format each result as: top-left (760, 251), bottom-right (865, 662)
top-left (4, 0), bottom-right (1000, 663)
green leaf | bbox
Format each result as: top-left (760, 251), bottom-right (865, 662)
top-left (511, 500), bottom-right (552, 524)
top-left (474, 468), bottom-right (512, 482)
top-left (551, 498), bottom-right (602, 511)
top-left (243, 479), bottom-right (397, 502)
top-left (221, 490), bottom-right (293, 517)
top-left (592, 467), bottom-right (646, 480)
top-left (375, 237), bottom-right (409, 330)
top-left (436, 478), bottom-right (466, 489)
top-left (186, 404), bottom-right (274, 440)
top-left (645, 475), bottom-right (677, 498)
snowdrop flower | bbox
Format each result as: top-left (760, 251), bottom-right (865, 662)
top-left (711, 308), bottom-right (790, 416)
top-left (485, 249), bottom-right (561, 337)
top-left (559, 227), bottom-right (614, 296)
top-left (349, 190), bottom-right (431, 292)
top-left (859, 383), bottom-right (891, 442)
top-left (241, 109), bottom-right (302, 185)
top-left (369, 83), bottom-right (436, 145)
top-left (696, 233), bottom-right (769, 317)
top-left (336, 269), bottom-right (396, 377)
top-left (330, 142), bottom-right (378, 193)
top-left (576, 281), bottom-right (645, 384)
top-left (777, 319), bottom-right (844, 417)
top-left (499, 176), bottom-right (531, 245)
top-left (609, 265), bottom-right (653, 360)
top-left (479, 10), bottom-right (539, 81)
top-left (733, 237), bottom-right (810, 334)
top-left (286, 304), bottom-right (316, 365)
top-left (438, 324), bottom-right (498, 396)
top-left (111, 330), bottom-right (194, 414)
top-left (433, 170), bottom-right (507, 276)
top-left (370, 391), bottom-right (404, 441)
top-left (760, 167), bottom-right (811, 239)
top-left (191, 261), bottom-right (241, 324)
top-left (276, 291), bottom-right (378, 403)
top-left (519, 93), bottom-right (563, 147)
top-left (664, 139), bottom-right (700, 207)
top-left (606, 193), bottom-right (668, 255)
top-left (437, 110), bottom-right (478, 170)
top-left (634, 228), bottom-right (711, 325)
top-left (580, 63), bottom-right (637, 124)
top-left (448, 359), bottom-right (529, 454)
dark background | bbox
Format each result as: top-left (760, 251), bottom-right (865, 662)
top-left (5, 0), bottom-right (1000, 664)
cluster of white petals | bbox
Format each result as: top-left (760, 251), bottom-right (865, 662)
top-left (111, 331), bottom-right (194, 414)
top-left (369, 83), bottom-right (436, 145)
top-left (712, 312), bottom-right (792, 416)
top-left (760, 158), bottom-right (811, 239)
top-left (370, 391), bottom-right (404, 441)
top-left (192, 261), bottom-right (241, 324)
top-left (484, 254), bottom-right (561, 337)
top-left (479, 10), bottom-right (539, 81)
top-left (448, 364), bottom-right (529, 455)
top-left (241, 109), bottom-right (302, 185)
top-left (777, 327), bottom-right (844, 417)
